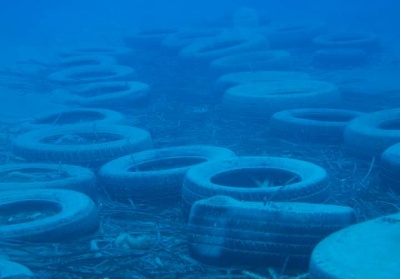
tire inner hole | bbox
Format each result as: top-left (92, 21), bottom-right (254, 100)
top-left (211, 168), bottom-right (301, 188)
top-left (294, 112), bottom-right (355, 122)
top-left (77, 85), bottom-right (129, 97)
top-left (0, 201), bottom-right (61, 225)
top-left (379, 120), bottom-right (400, 130)
top-left (200, 40), bottom-right (246, 53)
top-left (35, 111), bottom-right (105, 125)
top-left (42, 132), bottom-right (123, 144)
top-left (1, 168), bottom-right (68, 182)
top-left (69, 71), bottom-right (116, 79)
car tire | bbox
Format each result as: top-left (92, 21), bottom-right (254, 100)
top-left (48, 65), bottom-right (135, 85)
top-left (344, 109), bottom-right (400, 159)
top-left (182, 156), bottom-right (330, 215)
top-left (0, 260), bottom-right (34, 278)
top-left (99, 145), bottom-right (236, 203)
top-left (0, 189), bottom-right (98, 243)
top-left (53, 81), bottom-right (150, 108)
top-left (269, 108), bottom-right (364, 143)
top-left (0, 163), bottom-right (97, 198)
top-left (12, 124), bottom-right (153, 167)
top-left (21, 108), bottom-right (126, 131)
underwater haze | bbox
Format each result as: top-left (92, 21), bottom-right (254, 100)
top-left (1, 1), bottom-right (400, 278)
top-left (2, 1), bottom-right (399, 43)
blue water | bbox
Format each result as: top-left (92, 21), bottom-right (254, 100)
top-left (2, 1), bottom-right (399, 42)
top-left (1, 1), bottom-right (400, 278)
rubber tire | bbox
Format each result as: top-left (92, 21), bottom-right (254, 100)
top-left (162, 28), bottom-right (222, 50)
top-left (21, 108), bottom-right (126, 131)
top-left (0, 189), bottom-right (98, 243)
top-left (182, 156), bottom-right (330, 215)
top-left (58, 47), bottom-right (132, 59)
top-left (99, 145), bottom-right (236, 204)
top-left (309, 213), bottom-right (400, 279)
top-left (47, 65), bottom-right (135, 85)
top-left (180, 33), bottom-right (268, 61)
top-left (380, 143), bottom-right (400, 192)
top-left (264, 21), bottom-right (325, 49)
top-left (124, 27), bottom-right (179, 49)
top-left (313, 48), bottom-right (368, 69)
top-left (221, 80), bottom-right (342, 120)
top-left (0, 163), bottom-right (97, 198)
top-left (343, 109), bottom-right (400, 159)
top-left (269, 108), bottom-right (364, 143)
top-left (313, 32), bottom-right (379, 52)
top-left (56, 54), bottom-right (116, 69)
top-left (0, 260), bottom-right (34, 278)
top-left (189, 196), bottom-right (355, 268)
top-left (12, 124), bottom-right (153, 167)
top-left (54, 81), bottom-right (150, 108)
top-left (210, 50), bottom-right (293, 75)
top-left (215, 70), bottom-right (311, 95)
